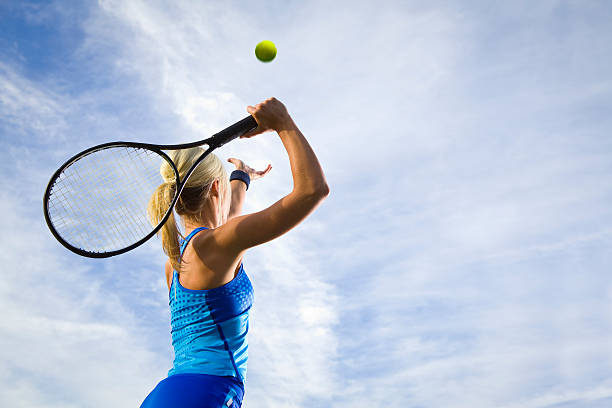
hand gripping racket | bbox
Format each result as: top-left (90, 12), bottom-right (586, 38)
top-left (43, 115), bottom-right (257, 258)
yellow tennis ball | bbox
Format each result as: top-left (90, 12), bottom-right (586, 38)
top-left (255, 41), bottom-right (277, 62)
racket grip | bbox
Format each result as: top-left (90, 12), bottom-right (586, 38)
top-left (211, 116), bottom-right (258, 148)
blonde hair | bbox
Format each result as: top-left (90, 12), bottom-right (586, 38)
top-left (147, 148), bottom-right (229, 272)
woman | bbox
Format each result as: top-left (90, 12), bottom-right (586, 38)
top-left (140, 97), bottom-right (329, 408)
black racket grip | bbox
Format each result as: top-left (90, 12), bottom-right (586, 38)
top-left (210, 115), bottom-right (258, 148)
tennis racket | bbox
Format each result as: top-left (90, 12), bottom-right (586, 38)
top-left (43, 115), bottom-right (257, 258)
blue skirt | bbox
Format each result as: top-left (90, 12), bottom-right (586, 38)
top-left (140, 373), bottom-right (244, 408)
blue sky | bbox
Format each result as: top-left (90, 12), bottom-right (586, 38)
top-left (1, 1), bottom-right (612, 407)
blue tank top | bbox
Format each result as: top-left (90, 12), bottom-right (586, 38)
top-left (168, 227), bottom-right (253, 382)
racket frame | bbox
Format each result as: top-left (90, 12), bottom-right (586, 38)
top-left (43, 116), bottom-right (257, 258)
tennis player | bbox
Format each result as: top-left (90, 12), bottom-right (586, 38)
top-left (140, 97), bottom-right (329, 408)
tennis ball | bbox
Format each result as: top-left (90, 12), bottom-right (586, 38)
top-left (255, 41), bottom-right (277, 62)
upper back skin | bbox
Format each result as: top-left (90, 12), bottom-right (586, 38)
top-left (165, 229), bottom-right (244, 293)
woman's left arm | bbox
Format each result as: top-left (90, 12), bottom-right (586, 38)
top-left (228, 179), bottom-right (247, 219)
top-left (227, 158), bottom-right (272, 219)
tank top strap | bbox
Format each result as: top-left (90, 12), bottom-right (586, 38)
top-left (172, 227), bottom-right (209, 302)
top-left (179, 227), bottom-right (209, 258)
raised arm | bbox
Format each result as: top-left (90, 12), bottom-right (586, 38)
top-left (226, 158), bottom-right (272, 220)
top-left (227, 178), bottom-right (247, 219)
top-left (206, 98), bottom-right (329, 253)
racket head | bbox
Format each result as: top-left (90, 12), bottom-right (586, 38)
top-left (43, 142), bottom-right (181, 258)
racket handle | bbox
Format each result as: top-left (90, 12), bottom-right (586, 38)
top-left (210, 116), bottom-right (258, 148)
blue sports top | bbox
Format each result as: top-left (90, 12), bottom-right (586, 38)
top-left (168, 227), bottom-right (253, 382)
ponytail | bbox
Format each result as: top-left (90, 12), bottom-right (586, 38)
top-left (147, 182), bottom-right (183, 272)
top-left (146, 148), bottom-right (228, 273)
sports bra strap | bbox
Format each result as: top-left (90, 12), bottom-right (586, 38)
top-left (179, 227), bottom-right (209, 258)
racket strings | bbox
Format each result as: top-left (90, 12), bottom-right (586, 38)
top-left (47, 146), bottom-right (175, 253)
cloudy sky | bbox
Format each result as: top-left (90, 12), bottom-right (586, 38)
top-left (1, 1), bottom-right (611, 407)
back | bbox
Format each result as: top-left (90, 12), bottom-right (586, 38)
top-left (168, 227), bottom-right (254, 383)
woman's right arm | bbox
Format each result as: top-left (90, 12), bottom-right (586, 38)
top-left (213, 98), bottom-right (329, 252)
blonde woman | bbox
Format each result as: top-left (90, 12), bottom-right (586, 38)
top-left (140, 97), bottom-right (329, 408)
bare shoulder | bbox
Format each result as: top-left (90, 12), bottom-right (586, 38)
top-left (192, 227), bottom-right (242, 262)
top-left (188, 230), bottom-right (245, 289)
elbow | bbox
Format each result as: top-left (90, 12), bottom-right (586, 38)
top-left (306, 183), bottom-right (330, 198)
top-left (308, 183), bottom-right (330, 203)
top-left (294, 183), bottom-right (330, 202)
top-left (317, 183), bottom-right (330, 198)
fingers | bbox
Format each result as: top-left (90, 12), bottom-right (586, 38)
top-left (241, 107), bottom-right (269, 138)
top-left (243, 105), bottom-right (262, 138)
top-left (253, 164), bottom-right (272, 178)
top-left (240, 128), bottom-right (259, 139)
top-left (243, 98), bottom-right (289, 135)
top-left (240, 126), bottom-right (274, 138)
top-left (227, 158), bottom-right (245, 171)
top-left (260, 164), bottom-right (272, 175)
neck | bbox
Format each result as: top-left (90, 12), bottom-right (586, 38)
top-left (182, 196), bottom-right (226, 234)
top-left (183, 219), bottom-right (216, 234)
top-left (183, 210), bottom-right (222, 234)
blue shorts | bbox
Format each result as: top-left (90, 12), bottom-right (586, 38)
top-left (140, 373), bottom-right (244, 408)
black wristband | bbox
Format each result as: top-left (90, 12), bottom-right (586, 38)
top-left (230, 170), bottom-right (250, 190)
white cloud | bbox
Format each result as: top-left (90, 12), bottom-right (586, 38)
top-left (1, 0), bottom-right (612, 407)
top-left (242, 236), bottom-right (341, 407)
top-left (0, 189), bottom-right (170, 407)
top-left (0, 61), bottom-right (68, 143)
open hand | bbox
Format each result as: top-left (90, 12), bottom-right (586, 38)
top-left (227, 158), bottom-right (272, 181)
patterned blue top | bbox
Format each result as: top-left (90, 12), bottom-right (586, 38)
top-left (168, 227), bottom-right (253, 382)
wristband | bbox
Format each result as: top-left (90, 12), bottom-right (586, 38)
top-left (230, 170), bottom-right (250, 190)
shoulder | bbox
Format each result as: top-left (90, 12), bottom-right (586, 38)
top-left (191, 228), bottom-right (245, 280)
top-left (192, 226), bottom-right (237, 258)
